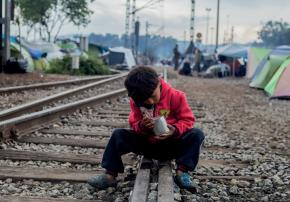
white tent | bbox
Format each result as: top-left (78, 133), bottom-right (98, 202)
top-left (107, 47), bottom-right (136, 69)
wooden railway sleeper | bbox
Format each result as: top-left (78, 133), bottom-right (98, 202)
top-left (0, 126), bottom-right (18, 142)
top-left (130, 156), bottom-right (175, 202)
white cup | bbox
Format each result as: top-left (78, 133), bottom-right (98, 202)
top-left (153, 116), bottom-right (169, 136)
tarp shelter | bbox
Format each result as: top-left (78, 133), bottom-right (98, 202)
top-left (217, 44), bottom-right (248, 76)
top-left (264, 58), bottom-right (290, 99)
top-left (10, 42), bottom-right (34, 72)
top-left (218, 44), bottom-right (248, 59)
top-left (205, 63), bottom-right (230, 77)
top-left (184, 41), bottom-right (195, 55)
top-left (21, 39), bottom-right (65, 61)
top-left (28, 48), bottom-right (46, 60)
top-left (57, 41), bottom-right (78, 53)
top-left (250, 46), bottom-right (290, 89)
top-left (10, 38), bottom-right (50, 72)
top-left (89, 44), bottom-right (109, 55)
top-left (179, 41), bottom-right (195, 70)
top-left (104, 47), bottom-right (136, 69)
top-left (246, 47), bottom-right (271, 78)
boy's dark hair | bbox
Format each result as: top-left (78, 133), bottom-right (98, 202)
top-left (124, 66), bottom-right (159, 104)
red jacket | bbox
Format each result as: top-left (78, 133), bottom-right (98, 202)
top-left (129, 79), bottom-right (195, 143)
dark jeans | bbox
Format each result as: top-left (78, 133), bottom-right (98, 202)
top-left (101, 128), bottom-right (205, 173)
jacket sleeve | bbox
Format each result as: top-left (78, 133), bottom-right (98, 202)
top-left (171, 92), bottom-right (195, 138)
top-left (128, 99), bottom-right (148, 134)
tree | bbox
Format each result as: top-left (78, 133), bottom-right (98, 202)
top-left (258, 20), bottom-right (290, 47)
top-left (16, 0), bottom-right (94, 42)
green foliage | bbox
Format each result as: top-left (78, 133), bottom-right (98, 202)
top-left (87, 45), bottom-right (101, 60)
top-left (15, 0), bottom-right (95, 41)
top-left (46, 56), bottom-right (110, 75)
top-left (15, 0), bottom-right (56, 25)
top-left (79, 56), bottom-right (110, 75)
top-left (258, 20), bottom-right (290, 47)
top-left (46, 56), bottom-right (72, 74)
top-left (61, 0), bottom-right (94, 26)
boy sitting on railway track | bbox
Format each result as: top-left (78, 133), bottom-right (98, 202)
top-left (88, 66), bottom-right (205, 192)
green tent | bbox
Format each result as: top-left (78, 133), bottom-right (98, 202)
top-left (264, 58), bottom-right (290, 96)
top-left (250, 46), bottom-right (290, 89)
top-left (246, 47), bottom-right (271, 78)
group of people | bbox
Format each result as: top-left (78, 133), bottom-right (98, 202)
top-left (172, 44), bottom-right (203, 76)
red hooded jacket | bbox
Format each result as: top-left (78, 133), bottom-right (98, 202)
top-left (128, 79), bottom-right (195, 143)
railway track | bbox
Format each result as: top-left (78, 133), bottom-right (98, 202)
top-left (0, 74), bottom-right (120, 111)
top-left (0, 75), bottom-right (114, 94)
top-left (0, 95), bottom-right (254, 201)
top-left (0, 80), bottom-right (131, 201)
top-left (0, 73), bottom-right (127, 122)
top-left (0, 70), bottom-right (287, 201)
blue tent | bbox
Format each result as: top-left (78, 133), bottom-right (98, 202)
top-left (218, 44), bottom-right (248, 59)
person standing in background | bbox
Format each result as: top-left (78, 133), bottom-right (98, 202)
top-left (173, 44), bottom-right (181, 71)
top-left (194, 48), bottom-right (202, 73)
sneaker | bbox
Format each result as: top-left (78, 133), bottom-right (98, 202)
top-left (174, 172), bottom-right (197, 193)
top-left (87, 174), bottom-right (117, 189)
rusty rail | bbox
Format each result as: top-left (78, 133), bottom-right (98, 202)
top-left (0, 73), bottom-right (127, 121)
top-left (0, 88), bottom-right (127, 140)
top-left (0, 75), bottom-right (114, 93)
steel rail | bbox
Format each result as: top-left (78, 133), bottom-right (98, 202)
top-left (0, 73), bottom-right (127, 121)
top-left (0, 88), bottom-right (127, 140)
top-left (0, 75), bottom-right (114, 93)
top-left (0, 196), bottom-right (103, 202)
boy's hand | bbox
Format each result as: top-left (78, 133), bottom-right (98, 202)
top-left (154, 124), bottom-right (176, 140)
top-left (141, 116), bottom-right (154, 130)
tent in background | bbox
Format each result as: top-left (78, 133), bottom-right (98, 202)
top-left (103, 47), bottom-right (136, 70)
top-left (264, 58), bottom-right (290, 98)
top-left (21, 39), bottom-right (65, 61)
top-left (10, 42), bottom-right (34, 72)
top-left (34, 58), bottom-right (50, 71)
top-left (27, 47), bottom-right (46, 60)
top-left (10, 37), bottom-right (51, 72)
top-left (218, 44), bottom-right (248, 59)
top-left (250, 46), bottom-right (290, 89)
top-left (246, 47), bottom-right (271, 78)
top-left (184, 41), bottom-right (195, 55)
top-left (217, 44), bottom-right (248, 76)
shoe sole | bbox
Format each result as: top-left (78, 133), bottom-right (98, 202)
top-left (174, 176), bottom-right (197, 193)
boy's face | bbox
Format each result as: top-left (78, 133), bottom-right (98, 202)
top-left (143, 82), bottom-right (161, 105)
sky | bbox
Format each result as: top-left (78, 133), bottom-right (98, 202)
top-left (12, 0), bottom-right (290, 44)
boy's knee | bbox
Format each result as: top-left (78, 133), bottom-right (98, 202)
top-left (195, 128), bottom-right (205, 142)
top-left (111, 128), bottom-right (134, 142)
top-left (112, 128), bottom-right (121, 136)
top-left (188, 128), bottom-right (205, 143)
top-left (111, 128), bottom-right (127, 139)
